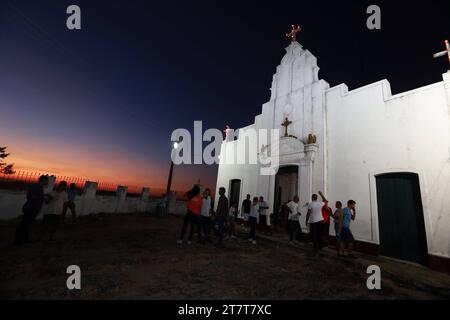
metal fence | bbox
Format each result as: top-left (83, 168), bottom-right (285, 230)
top-left (0, 170), bottom-right (145, 196)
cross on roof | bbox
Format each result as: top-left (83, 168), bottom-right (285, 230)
top-left (286, 25), bottom-right (301, 43)
top-left (433, 40), bottom-right (450, 69)
top-left (281, 117), bottom-right (292, 137)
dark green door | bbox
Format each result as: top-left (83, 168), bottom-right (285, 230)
top-left (376, 173), bottom-right (428, 265)
top-left (229, 179), bottom-right (241, 208)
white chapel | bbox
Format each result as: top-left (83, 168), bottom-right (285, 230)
top-left (215, 33), bottom-right (450, 271)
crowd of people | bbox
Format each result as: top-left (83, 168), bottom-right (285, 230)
top-left (178, 184), bottom-right (357, 258)
top-left (13, 176), bottom-right (357, 258)
top-left (14, 175), bottom-right (78, 245)
top-left (284, 191), bottom-right (357, 257)
top-left (177, 185), bottom-right (272, 248)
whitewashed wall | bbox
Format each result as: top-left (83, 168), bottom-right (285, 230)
top-left (215, 133), bottom-right (261, 208)
top-left (326, 72), bottom-right (450, 258)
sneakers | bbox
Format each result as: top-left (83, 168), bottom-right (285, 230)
top-left (248, 238), bottom-right (252, 242)
top-left (252, 241), bottom-right (257, 245)
top-left (187, 241), bottom-right (192, 245)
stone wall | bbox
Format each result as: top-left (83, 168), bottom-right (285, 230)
top-left (0, 181), bottom-right (187, 220)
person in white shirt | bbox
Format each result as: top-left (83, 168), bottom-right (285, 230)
top-left (227, 202), bottom-right (237, 239)
top-left (306, 191), bottom-right (328, 254)
top-left (198, 188), bottom-right (212, 244)
top-left (287, 195), bottom-right (302, 244)
top-left (248, 197), bottom-right (259, 244)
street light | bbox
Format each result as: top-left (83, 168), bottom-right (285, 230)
top-left (165, 142), bottom-right (178, 211)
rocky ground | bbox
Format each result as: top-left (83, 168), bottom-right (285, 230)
top-left (1, 213), bottom-right (449, 300)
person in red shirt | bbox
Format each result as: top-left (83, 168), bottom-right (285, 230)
top-left (177, 185), bottom-right (203, 245)
top-left (321, 201), bottom-right (333, 248)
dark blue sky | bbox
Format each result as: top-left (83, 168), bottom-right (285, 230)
top-left (0, 0), bottom-right (449, 193)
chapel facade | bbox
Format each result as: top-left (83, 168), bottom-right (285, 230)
top-left (215, 39), bottom-right (450, 271)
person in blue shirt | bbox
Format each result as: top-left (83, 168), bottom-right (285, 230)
top-left (14, 175), bottom-right (49, 245)
top-left (339, 200), bottom-right (356, 258)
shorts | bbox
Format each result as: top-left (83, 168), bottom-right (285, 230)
top-left (341, 227), bottom-right (354, 244)
top-left (243, 213), bottom-right (249, 221)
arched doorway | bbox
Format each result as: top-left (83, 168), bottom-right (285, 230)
top-left (274, 166), bottom-right (299, 230)
top-left (376, 172), bottom-right (428, 265)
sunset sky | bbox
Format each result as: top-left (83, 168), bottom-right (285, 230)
top-left (1, 0), bottom-right (449, 194)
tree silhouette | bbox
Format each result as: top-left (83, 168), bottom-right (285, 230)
top-left (0, 147), bottom-right (14, 174)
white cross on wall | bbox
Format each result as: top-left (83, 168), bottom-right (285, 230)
top-left (433, 40), bottom-right (450, 69)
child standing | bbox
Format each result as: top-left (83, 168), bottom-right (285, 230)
top-left (248, 197), bottom-right (259, 245)
top-left (228, 202), bottom-right (237, 239)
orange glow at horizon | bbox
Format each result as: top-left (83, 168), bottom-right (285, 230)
top-left (2, 135), bottom-right (203, 194)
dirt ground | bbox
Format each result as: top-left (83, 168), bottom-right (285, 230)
top-left (1, 213), bottom-right (450, 300)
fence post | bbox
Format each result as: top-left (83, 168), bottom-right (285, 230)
top-left (81, 181), bottom-right (98, 216)
top-left (115, 186), bottom-right (128, 213)
top-left (139, 187), bottom-right (150, 213)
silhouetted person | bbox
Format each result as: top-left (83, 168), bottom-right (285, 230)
top-left (62, 183), bottom-right (77, 223)
top-left (241, 194), bottom-right (251, 229)
top-left (258, 196), bottom-right (269, 233)
top-left (215, 187), bottom-right (229, 248)
top-left (14, 175), bottom-right (49, 245)
top-left (39, 181), bottom-right (68, 241)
